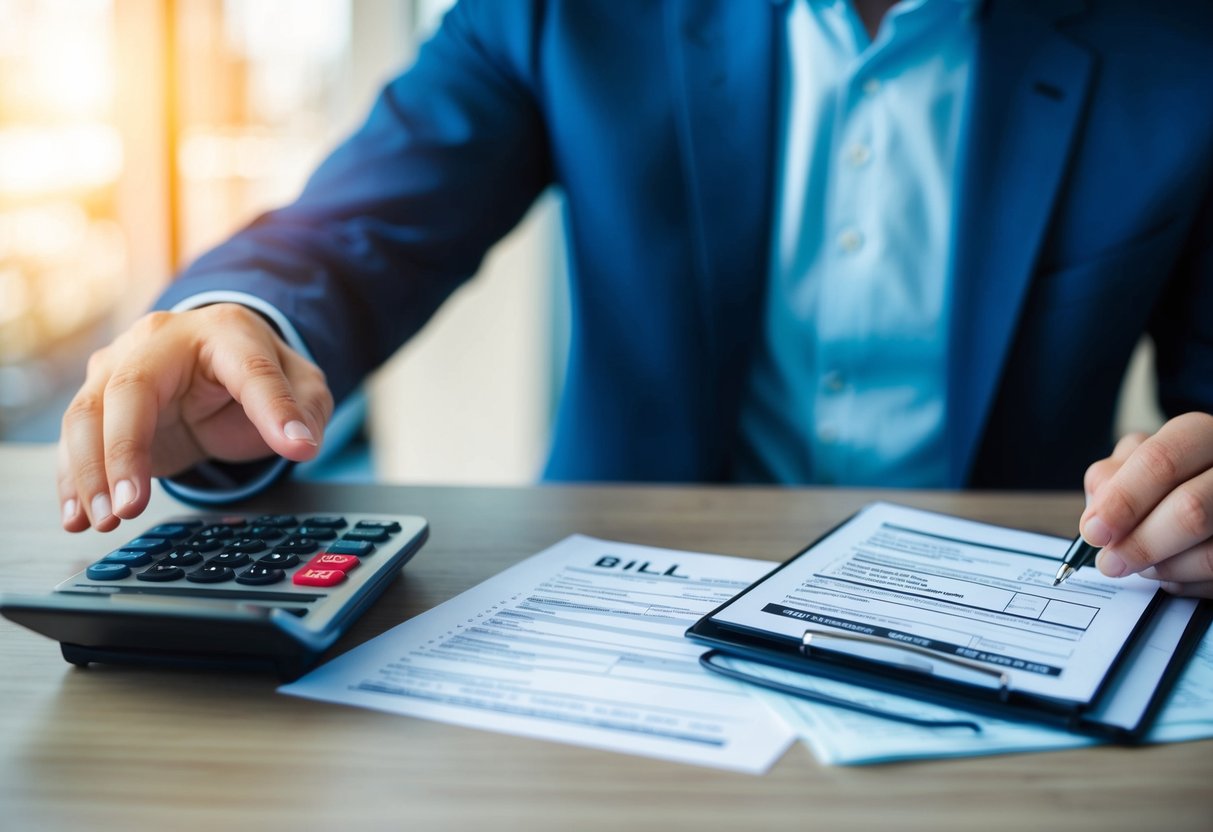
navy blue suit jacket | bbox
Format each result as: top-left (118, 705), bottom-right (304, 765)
top-left (157, 0), bottom-right (1213, 490)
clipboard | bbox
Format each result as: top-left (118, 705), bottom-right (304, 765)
top-left (685, 503), bottom-right (1212, 742)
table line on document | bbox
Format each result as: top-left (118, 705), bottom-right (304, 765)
top-left (352, 681), bottom-right (733, 745)
top-left (806, 574), bottom-right (1094, 635)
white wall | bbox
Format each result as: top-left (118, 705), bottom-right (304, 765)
top-left (366, 194), bottom-right (564, 485)
top-left (350, 0), bottom-right (564, 486)
top-left (1115, 339), bottom-right (1166, 438)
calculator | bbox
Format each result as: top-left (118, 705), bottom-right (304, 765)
top-left (0, 512), bottom-right (428, 679)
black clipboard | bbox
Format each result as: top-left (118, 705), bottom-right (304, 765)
top-left (685, 505), bottom-right (1212, 742)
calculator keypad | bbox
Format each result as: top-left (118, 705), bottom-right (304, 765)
top-left (74, 514), bottom-right (400, 603)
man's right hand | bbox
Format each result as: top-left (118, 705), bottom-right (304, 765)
top-left (57, 303), bottom-right (334, 533)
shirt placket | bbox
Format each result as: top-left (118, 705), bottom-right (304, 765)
top-left (811, 49), bottom-right (887, 483)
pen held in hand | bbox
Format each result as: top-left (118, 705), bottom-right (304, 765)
top-left (1053, 535), bottom-right (1101, 585)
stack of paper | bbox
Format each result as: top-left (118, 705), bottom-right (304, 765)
top-left (281, 526), bottom-right (1213, 770)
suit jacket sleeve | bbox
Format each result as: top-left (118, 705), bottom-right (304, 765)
top-left (150, 1), bottom-right (551, 501)
top-left (1152, 179), bottom-right (1213, 419)
top-left (154, 0), bottom-right (552, 408)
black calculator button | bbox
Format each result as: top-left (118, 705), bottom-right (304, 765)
top-left (102, 550), bottom-right (154, 567)
top-left (209, 551), bottom-right (251, 568)
top-left (186, 564), bottom-right (234, 584)
top-left (86, 562), bottom-right (131, 581)
top-left (252, 514), bottom-right (298, 527)
top-left (327, 543), bottom-right (373, 557)
top-left (119, 537), bottom-right (172, 555)
top-left (273, 537), bottom-right (319, 555)
top-left (355, 520), bottom-right (401, 534)
top-left (195, 524), bottom-right (239, 539)
top-left (235, 565), bottom-right (285, 586)
top-left (295, 526), bottom-right (337, 540)
top-left (257, 551), bottom-right (299, 568)
top-left (162, 548), bottom-right (204, 567)
top-left (326, 540), bottom-right (375, 557)
top-left (185, 536), bottom-right (224, 552)
top-left (248, 526), bottom-right (289, 541)
top-left (342, 529), bottom-right (389, 543)
top-left (188, 536), bottom-right (227, 552)
top-left (136, 564), bottom-right (185, 582)
top-left (223, 538), bottom-right (268, 554)
top-left (303, 516), bottom-right (347, 528)
top-left (144, 524), bottom-right (194, 539)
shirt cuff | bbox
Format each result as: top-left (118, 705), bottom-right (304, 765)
top-left (168, 289), bottom-right (314, 360)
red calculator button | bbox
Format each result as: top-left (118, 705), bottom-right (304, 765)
top-left (307, 553), bottom-right (361, 571)
top-left (292, 568), bottom-right (347, 587)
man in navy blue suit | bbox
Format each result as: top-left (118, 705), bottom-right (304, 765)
top-left (56, 1), bottom-right (1213, 596)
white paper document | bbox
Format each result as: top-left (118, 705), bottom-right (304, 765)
top-left (728, 614), bottom-right (1213, 766)
top-left (280, 535), bottom-right (793, 773)
top-left (699, 502), bottom-right (1212, 765)
top-left (1149, 628), bottom-right (1213, 743)
top-left (711, 502), bottom-right (1162, 702)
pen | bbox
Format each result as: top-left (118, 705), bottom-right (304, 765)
top-left (1052, 534), bottom-right (1101, 586)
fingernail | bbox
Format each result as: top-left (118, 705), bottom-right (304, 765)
top-left (91, 492), bottom-right (112, 523)
top-left (114, 479), bottom-right (136, 509)
top-left (1096, 549), bottom-right (1127, 578)
top-left (62, 498), bottom-right (78, 525)
top-left (284, 420), bottom-right (317, 445)
top-left (1083, 515), bottom-right (1113, 547)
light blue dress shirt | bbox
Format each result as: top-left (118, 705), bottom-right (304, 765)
top-left (736, 0), bottom-right (977, 486)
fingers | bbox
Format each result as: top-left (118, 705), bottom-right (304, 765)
top-left (1159, 579), bottom-right (1213, 599)
top-left (1082, 432), bottom-right (1146, 505)
top-left (204, 316), bottom-right (331, 463)
top-left (55, 437), bottom-right (89, 533)
top-left (101, 357), bottom-right (175, 522)
top-left (60, 348), bottom-right (122, 532)
top-left (1140, 532), bottom-right (1213, 584)
top-left (57, 304), bottom-right (332, 533)
top-left (1108, 466), bottom-right (1213, 578)
top-left (1082, 413), bottom-right (1213, 577)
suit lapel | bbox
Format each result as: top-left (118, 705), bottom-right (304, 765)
top-left (666, 0), bottom-right (782, 453)
top-left (947, 0), bottom-right (1095, 485)
top-left (666, 0), bottom-right (1095, 485)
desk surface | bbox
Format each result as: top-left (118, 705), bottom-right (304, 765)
top-left (2, 443), bottom-right (1210, 831)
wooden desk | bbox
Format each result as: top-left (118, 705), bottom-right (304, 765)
top-left (2, 443), bottom-right (1210, 831)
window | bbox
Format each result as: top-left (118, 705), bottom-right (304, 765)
top-left (0, 0), bottom-right (560, 485)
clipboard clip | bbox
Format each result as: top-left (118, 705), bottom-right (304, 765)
top-left (699, 650), bottom-right (985, 732)
top-left (800, 627), bottom-right (1012, 701)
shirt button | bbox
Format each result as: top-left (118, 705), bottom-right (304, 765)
top-left (845, 143), bottom-right (871, 167)
top-left (822, 371), bottom-right (846, 393)
top-left (862, 78), bottom-right (882, 96)
top-left (837, 227), bottom-right (864, 253)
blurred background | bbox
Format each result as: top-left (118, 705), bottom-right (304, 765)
top-left (0, 0), bottom-right (1160, 486)
top-left (0, 0), bottom-right (565, 485)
